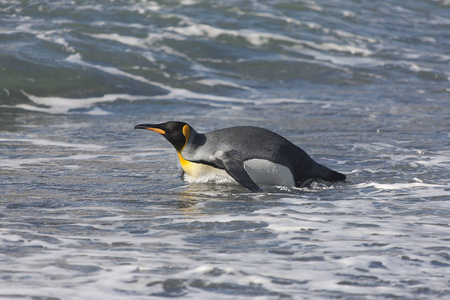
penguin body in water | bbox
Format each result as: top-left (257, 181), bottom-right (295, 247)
top-left (134, 121), bottom-right (346, 191)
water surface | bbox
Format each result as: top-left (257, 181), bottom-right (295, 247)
top-left (1, 0), bottom-right (449, 299)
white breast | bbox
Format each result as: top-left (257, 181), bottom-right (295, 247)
top-left (180, 152), bottom-right (295, 187)
top-left (181, 160), bottom-right (235, 184)
top-left (244, 158), bottom-right (295, 187)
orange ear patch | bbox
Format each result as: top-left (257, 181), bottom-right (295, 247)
top-left (181, 125), bottom-right (191, 150)
top-left (182, 125), bottom-right (190, 140)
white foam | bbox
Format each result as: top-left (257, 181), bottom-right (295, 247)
top-left (168, 23), bottom-right (301, 46)
top-left (180, 0), bottom-right (198, 5)
top-left (169, 22), bottom-right (376, 62)
top-left (287, 46), bottom-right (377, 67)
top-left (64, 53), bottom-right (255, 106)
top-left (414, 150), bottom-right (450, 167)
top-left (88, 32), bottom-right (184, 48)
top-left (4, 52), bottom-right (321, 115)
top-left (356, 181), bottom-right (450, 198)
top-left (36, 31), bottom-right (76, 53)
top-left (0, 137), bottom-right (105, 169)
top-left (16, 90), bottom-right (150, 114)
top-left (86, 107), bottom-right (111, 115)
top-left (359, 181), bottom-right (446, 191)
top-left (195, 78), bottom-right (254, 91)
top-left (0, 138), bottom-right (105, 151)
top-left (0, 154), bottom-right (99, 169)
top-left (66, 53), bottom-right (165, 88)
top-left (1, 18), bottom-right (76, 53)
top-left (90, 33), bottom-right (145, 47)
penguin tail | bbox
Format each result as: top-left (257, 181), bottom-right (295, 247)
top-left (313, 163), bottom-right (346, 183)
top-left (327, 169), bottom-right (346, 182)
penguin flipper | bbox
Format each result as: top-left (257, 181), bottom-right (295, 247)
top-left (222, 158), bottom-right (262, 192)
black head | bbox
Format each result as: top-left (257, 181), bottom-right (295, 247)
top-left (134, 121), bottom-right (191, 152)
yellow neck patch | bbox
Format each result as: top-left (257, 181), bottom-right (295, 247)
top-left (177, 152), bottom-right (194, 173)
top-left (177, 152), bottom-right (223, 178)
top-left (178, 125), bottom-right (193, 174)
top-left (176, 124), bottom-right (221, 178)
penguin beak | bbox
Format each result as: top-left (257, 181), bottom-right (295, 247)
top-left (134, 124), bottom-right (166, 135)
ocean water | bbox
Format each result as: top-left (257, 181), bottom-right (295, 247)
top-left (1, 0), bottom-right (449, 299)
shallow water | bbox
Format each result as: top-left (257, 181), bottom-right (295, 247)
top-left (1, 0), bottom-right (450, 299)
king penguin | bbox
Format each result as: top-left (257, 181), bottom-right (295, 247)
top-left (134, 121), bottom-right (346, 192)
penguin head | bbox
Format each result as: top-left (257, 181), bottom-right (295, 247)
top-left (134, 121), bottom-right (191, 152)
